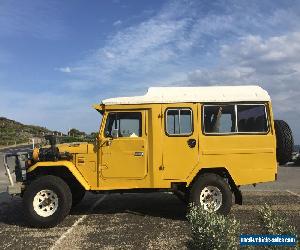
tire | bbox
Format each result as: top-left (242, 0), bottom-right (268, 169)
top-left (71, 185), bottom-right (86, 207)
top-left (23, 175), bottom-right (72, 228)
top-left (189, 173), bottom-right (232, 215)
top-left (274, 120), bottom-right (294, 165)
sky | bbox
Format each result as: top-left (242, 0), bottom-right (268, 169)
top-left (0, 0), bottom-right (300, 143)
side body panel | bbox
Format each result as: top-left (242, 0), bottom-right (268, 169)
top-left (186, 102), bottom-right (277, 186)
top-left (95, 101), bottom-right (276, 189)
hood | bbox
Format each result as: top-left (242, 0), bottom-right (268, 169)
top-left (57, 142), bottom-right (93, 154)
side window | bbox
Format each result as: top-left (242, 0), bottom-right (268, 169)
top-left (104, 112), bottom-right (142, 138)
top-left (237, 105), bottom-right (268, 132)
top-left (203, 105), bottom-right (236, 133)
top-left (166, 109), bottom-right (192, 135)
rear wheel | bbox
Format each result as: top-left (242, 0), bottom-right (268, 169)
top-left (23, 175), bottom-right (72, 228)
top-left (189, 173), bottom-right (232, 215)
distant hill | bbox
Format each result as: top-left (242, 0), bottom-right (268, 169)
top-left (0, 117), bottom-right (98, 146)
top-left (294, 145), bottom-right (300, 152)
top-left (0, 117), bottom-right (51, 146)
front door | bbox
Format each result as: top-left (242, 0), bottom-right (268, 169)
top-left (162, 103), bottom-right (199, 179)
top-left (100, 111), bottom-right (147, 179)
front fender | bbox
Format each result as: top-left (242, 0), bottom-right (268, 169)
top-left (27, 161), bottom-right (91, 190)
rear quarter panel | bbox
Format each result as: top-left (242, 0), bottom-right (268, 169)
top-left (187, 102), bottom-right (277, 186)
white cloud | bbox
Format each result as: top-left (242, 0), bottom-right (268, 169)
top-left (187, 32), bottom-right (300, 142)
top-left (68, 0), bottom-right (300, 87)
top-left (57, 66), bottom-right (72, 73)
top-left (113, 20), bottom-right (122, 26)
top-left (221, 33), bottom-right (300, 66)
top-left (69, 1), bottom-right (197, 86)
top-left (188, 67), bottom-right (256, 85)
top-left (188, 32), bottom-right (300, 88)
top-left (104, 51), bottom-right (115, 59)
top-left (40, 0), bottom-right (300, 142)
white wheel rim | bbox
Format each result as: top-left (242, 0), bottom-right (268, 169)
top-left (200, 186), bottom-right (222, 211)
top-left (33, 189), bottom-right (59, 217)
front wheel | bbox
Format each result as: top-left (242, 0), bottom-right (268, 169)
top-left (189, 173), bottom-right (232, 215)
top-left (23, 175), bottom-right (72, 228)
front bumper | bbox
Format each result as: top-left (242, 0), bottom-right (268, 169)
top-left (3, 152), bottom-right (28, 195)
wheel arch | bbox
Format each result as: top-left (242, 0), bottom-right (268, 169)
top-left (188, 167), bottom-right (242, 205)
top-left (27, 162), bottom-right (90, 191)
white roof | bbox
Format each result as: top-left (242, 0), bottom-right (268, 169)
top-left (102, 85), bottom-right (270, 105)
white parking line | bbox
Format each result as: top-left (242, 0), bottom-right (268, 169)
top-left (286, 190), bottom-right (300, 197)
top-left (50, 194), bottom-right (107, 250)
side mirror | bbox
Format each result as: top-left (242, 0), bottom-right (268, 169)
top-left (111, 129), bottom-right (119, 138)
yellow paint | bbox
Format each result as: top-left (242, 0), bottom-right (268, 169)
top-left (161, 103), bottom-right (200, 180)
top-left (27, 101), bottom-right (277, 191)
top-left (27, 160), bottom-right (91, 190)
top-left (101, 138), bottom-right (147, 178)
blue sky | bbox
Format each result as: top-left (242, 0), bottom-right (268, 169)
top-left (0, 0), bottom-right (300, 143)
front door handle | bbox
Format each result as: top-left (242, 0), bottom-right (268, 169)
top-left (187, 139), bottom-right (196, 148)
top-left (134, 152), bottom-right (144, 156)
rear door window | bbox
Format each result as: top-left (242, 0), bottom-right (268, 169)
top-left (166, 109), bottom-right (193, 135)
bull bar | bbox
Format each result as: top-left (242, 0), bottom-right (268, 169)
top-left (3, 152), bottom-right (28, 195)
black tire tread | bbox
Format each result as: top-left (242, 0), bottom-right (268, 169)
top-left (274, 120), bottom-right (294, 165)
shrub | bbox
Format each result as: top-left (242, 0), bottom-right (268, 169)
top-left (258, 204), bottom-right (298, 249)
top-left (187, 204), bottom-right (240, 250)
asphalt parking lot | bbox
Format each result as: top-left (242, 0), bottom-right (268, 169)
top-left (0, 146), bottom-right (299, 249)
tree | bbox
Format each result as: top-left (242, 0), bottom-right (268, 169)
top-left (68, 128), bottom-right (86, 138)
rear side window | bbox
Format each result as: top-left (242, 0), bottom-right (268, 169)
top-left (203, 103), bottom-right (269, 134)
top-left (237, 105), bottom-right (268, 132)
top-left (166, 109), bottom-right (192, 135)
top-left (203, 105), bottom-right (236, 133)
top-left (104, 112), bottom-right (142, 138)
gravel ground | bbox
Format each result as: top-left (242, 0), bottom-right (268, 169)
top-left (0, 147), bottom-right (299, 249)
top-left (0, 191), bottom-right (299, 249)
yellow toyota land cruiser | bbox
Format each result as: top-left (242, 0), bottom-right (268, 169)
top-left (3, 86), bottom-right (294, 228)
